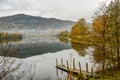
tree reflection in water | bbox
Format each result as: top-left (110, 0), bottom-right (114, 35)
top-left (71, 42), bottom-right (89, 56)
top-left (0, 36), bottom-right (23, 57)
top-left (0, 36), bottom-right (23, 44)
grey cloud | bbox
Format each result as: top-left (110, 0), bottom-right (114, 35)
top-left (0, 0), bottom-right (111, 21)
top-left (0, 0), bottom-right (32, 11)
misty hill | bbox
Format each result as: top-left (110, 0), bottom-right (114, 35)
top-left (0, 14), bottom-right (75, 30)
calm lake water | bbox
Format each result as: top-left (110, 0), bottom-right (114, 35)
top-left (5, 35), bottom-right (72, 58)
top-left (0, 35), bottom-right (94, 80)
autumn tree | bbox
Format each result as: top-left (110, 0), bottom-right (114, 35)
top-left (70, 18), bottom-right (90, 42)
top-left (70, 18), bottom-right (89, 36)
top-left (92, 0), bottom-right (120, 70)
top-left (59, 30), bottom-right (69, 38)
top-left (93, 15), bottom-right (109, 72)
top-left (106, 0), bottom-right (120, 69)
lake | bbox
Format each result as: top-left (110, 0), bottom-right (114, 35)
top-left (6, 35), bottom-right (72, 58)
top-left (0, 35), bottom-right (95, 80)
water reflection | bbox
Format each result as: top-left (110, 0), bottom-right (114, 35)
top-left (59, 37), bottom-right (69, 43)
top-left (59, 38), bottom-right (91, 57)
top-left (71, 42), bottom-right (89, 56)
top-left (22, 49), bottom-right (94, 80)
top-left (0, 37), bottom-right (23, 44)
top-left (0, 35), bottom-right (96, 80)
top-left (0, 34), bottom-right (117, 79)
top-left (0, 36), bottom-right (22, 57)
top-left (0, 35), bottom-right (72, 58)
top-left (0, 44), bottom-right (20, 57)
top-left (0, 35), bottom-right (93, 58)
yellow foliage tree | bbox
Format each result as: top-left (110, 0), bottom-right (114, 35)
top-left (70, 18), bottom-right (89, 39)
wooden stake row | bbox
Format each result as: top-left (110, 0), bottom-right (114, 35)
top-left (56, 58), bottom-right (94, 77)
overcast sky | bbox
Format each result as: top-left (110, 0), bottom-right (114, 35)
top-left (0, 0), bottom-right (111, 22)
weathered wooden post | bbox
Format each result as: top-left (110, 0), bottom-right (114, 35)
top-left (56, 58), bottom-right (58, 76)
top-left (73, 58), bottom-right (75, 70)
top-left (86, 63), bottom-right (88, 72)
top-left (67, 60), bottom-right (69, 70)
top-left (61, 58), bottom-right (63, 65)
top-left (56, 58), bottom-right (58, 65)
top-left (61, 58), bottom-right (63, 74)
top-left (91, 67), bottom-right (93, 77)
top-left (67, 60), bottom-right (69, 78)
top-left (79, 62), bottom-right (82, 75)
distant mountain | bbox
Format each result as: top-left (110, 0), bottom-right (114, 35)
top-left (0, 14), bottom-right (75, 30)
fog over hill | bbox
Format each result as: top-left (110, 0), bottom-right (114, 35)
top-left (0, 14), bottom-right (75, 35)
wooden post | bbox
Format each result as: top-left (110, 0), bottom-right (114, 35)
top-left (91, 67), bottom-right (93, 77)
top-left (56, 59), bottom-right (58, 76)
top-left (86, 63), bottom-right (88, 72)
top-left (61, 58), bottom-right (63, 74)
top-left (61, 58), bottom-right (63, 65)
top-left (79, 62), bottom-right (82, 75)
top-left (67, 60), bottom-right (70, 80)
top-left (56, 59), bottom-right (58, 65)
top-left (67, 60), bottom-right (69, 70)
top-left (73, 58), bottom-right (75, 70)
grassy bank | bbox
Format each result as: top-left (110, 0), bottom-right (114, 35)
top-left (90, 69), bottom-right (120, 80)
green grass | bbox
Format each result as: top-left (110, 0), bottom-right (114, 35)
top-left (89, 69), bottom-right (120, 80)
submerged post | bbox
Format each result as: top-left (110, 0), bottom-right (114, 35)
top-left (86, 63), bottom-right (88, 72)
top-left (56, 68), bottom-right (58, 76)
